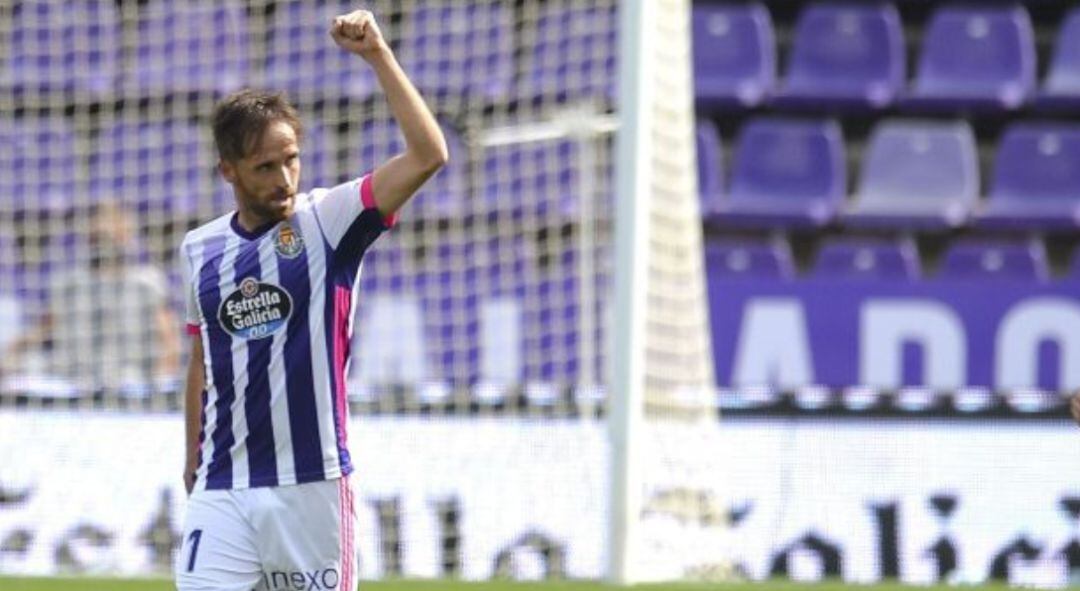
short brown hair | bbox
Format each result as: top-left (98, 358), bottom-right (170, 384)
top-left (211, 89), bottom-right (303, 162)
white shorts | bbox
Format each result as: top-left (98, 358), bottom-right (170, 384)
top-left (175, 476), bottom-right (358, 591)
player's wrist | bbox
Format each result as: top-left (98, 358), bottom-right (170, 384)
top-left (359, 43), bottom-right (394, 65)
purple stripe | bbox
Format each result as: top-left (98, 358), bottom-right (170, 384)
top-left (278, 234), bottom-right (323, 483)
top-left (198, 235), bottom-right (234, 490)
top-left (236, 239), bottom-right (278, 488)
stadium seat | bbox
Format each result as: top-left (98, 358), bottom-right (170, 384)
top-left (353, 119), bottom-right (468, 220)
top-left (482, 138), bottom-right (582, 222)
top-left (1036, 7), bottom-right (1080, 111)
top-left (0, 0), bottom-right (120, 97)
top-left (704, 238), bottom-right (795, 279)
top-left (89, 120), bottom-right (216, 215)
top-left (264, 0), bottom-right (377, 101)
top-left (715, 117), bottom-right (846, 228)
top-left (977, 122), bottom-right (1080, 231)
top-left (399, 1), bottom-right (513, 101)
top-left (126, 0), bottom-right (251, 96)
top-left (773, 3), bottom-right (904, 111)
top-left (415, 241), bottom-right (480, 386)
top-left (903, 5), bottom-right (1036, 112)
top-left (938, 239), bottom-right (1049, 281)
top-left (692, 3), bottom-right (776, 109)
top-left (0, 117), bottom-right (78, 213)
top-left (845, 119), bottom-right (979, 229)
top-left (300, 123), bottom-right (341, 192)
top-left (523, 2), bottom-right (617, 102)
top-left (811, 238), bottom-right (921, 280)
top-left (696, 119), bottom-right (724, 219)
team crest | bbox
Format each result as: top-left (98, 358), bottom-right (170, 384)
top-left (274, 223), bottom-right (304, 259)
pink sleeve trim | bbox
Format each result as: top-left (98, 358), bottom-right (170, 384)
top-left (359, 173), bottom-right (398, 229)
top-left (186, 324), bottom-right (200, 336)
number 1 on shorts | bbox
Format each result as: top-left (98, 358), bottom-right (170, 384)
top-left (186, 529), bottom-right (203, 572)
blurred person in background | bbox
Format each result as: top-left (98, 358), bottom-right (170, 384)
top-left (0, 201), bottom-right (181, 393)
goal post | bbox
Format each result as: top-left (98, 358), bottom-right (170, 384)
top-left (609, 0), bottom-right (721, 584)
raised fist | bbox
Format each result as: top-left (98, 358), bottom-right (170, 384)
top-left (330, 9), bottom-right (389, 60)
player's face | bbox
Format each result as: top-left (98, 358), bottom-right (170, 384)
top-left (222, 120), bottom-right (302, 226)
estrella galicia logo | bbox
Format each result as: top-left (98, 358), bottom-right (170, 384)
top-left (274, 223), bottom-right (305, 259)
top-left (217, 277), bottom-right (293, 340)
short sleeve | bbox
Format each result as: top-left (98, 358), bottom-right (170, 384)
top-left (312, 174), bottom-right (397, 250)
top-left (178, 239), bottom-right (201, 335)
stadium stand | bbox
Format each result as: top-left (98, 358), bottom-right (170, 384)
top-left (696, 119), bottom-right (725, 219)
top-left (125, 0), bottom-right (251, 96)
top-left (811, 237), bottom-right (921, 280)
top-left (938, 238), bottom-right (1051, 281)
top-left (977, 121), bottom-right (1080, 231)
top-left (692, 2), bottom-right (775, 109)
top-left (902, 5), bottom-right (1036, 112)
top-left (264, 0), bottom-right (379, 101)
top-left (0, 0), bottom-right (120, 97)
top-left (0, 117), bottom-right (77, 214)
top-left (523, 2), bottom-right (618, 102)
top-left (772, 3), bottom-right (905, 111)
top-left (1036, 6), bottom-right (1080, 111)
top-left (718, 117), bottom-right (846, 228)
top-left (844, 119), bottom-right (979, 230)
top-left (704, 238), bottom-right (796, 279)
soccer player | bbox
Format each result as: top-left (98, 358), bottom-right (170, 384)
top-left (175, 8), bottom-right (447, 591)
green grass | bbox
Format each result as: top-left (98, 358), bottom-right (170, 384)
top-left (0, 578), bottom-right (1022, 591)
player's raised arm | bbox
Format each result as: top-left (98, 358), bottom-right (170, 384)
top-left (331, 8), bottom-right (448, 219)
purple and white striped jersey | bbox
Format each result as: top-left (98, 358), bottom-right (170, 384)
top-left (179, 174), bottom-right (394, 492)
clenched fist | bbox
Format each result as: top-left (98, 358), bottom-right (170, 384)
top-left (330, 9), bottom-right (390, 61)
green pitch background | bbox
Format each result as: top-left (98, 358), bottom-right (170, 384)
top-left (0, 579), bottom-right (1023, 591)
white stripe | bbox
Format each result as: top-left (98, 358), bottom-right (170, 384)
top-left (220, 233), bottom-right (250, 491)
top-left (298, 209), bottom-right (340, 476)
top-left (188, 238), bottom-right (213, 493)
top-left (262, 239), bottom-right (295, 485)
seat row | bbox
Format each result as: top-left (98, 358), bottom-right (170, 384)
top-left (707, 236), bottom-right (1071, 282)
top-left (1, 0), bottom-right (614, 102)
top-left (695, 2), bottom-right (1080, 112)
top-left (697, 116), bottom-right (1080, 232)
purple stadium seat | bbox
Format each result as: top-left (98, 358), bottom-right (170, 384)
top-left (977, 122), bottom-right (1080, 231)
top-left (693, 3), bottom-right (776, 109)
top-left (845, 119), bottom-right (978, 229)
top-left (0, 118), bottom-right (77, 213)
top-left (126, 1), bottom-right (250, 96)
top-left (353, 119), bottom-right (467, 220)
top-left (89, 120), bottom-right (216, 215)
top-left (903, 5), bottom-right (1035, 112)
top-left (482, 139), bottom-right (581, 221)
top-left (1036, 8), bottom-right (1080, 111)
top-left (705, 238), bottom-right (795, 279)
top-left (415, 241), bottom-right (480, 385)
top-left (399, 2), bottom-right (513, 101)
top-left (524, 2), bottom-right (617, 102)
top-left (264, 1), bottom-right (377, 101)
top-left (1, 0), bottom-right (119, 97)
top-left (812, 238), bottom-right (921, 280)
top-left (300, 123), bottom-right (340, 193)
top-left (716, 118), bottom-right (846, 228)
top-left (774, 3), bottom-right (904, 110)
top-left (697, 119), bottom-right (724, 219)
top-left (938, 239), bottom-right (1049, 281)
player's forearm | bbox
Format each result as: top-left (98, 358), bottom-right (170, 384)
top-left (182, 340), bottom-right (206, 483)
top-left (366, 50), bottom-right (448, 172)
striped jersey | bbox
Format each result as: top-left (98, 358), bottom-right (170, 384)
top-left (179, 174), bottom-right (394, 491)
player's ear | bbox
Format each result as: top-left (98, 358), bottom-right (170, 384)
top-left (219, 159), bottom-right (237, 184)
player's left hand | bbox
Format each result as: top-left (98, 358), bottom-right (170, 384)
top-left (330, 9), bottom-right (390, 61)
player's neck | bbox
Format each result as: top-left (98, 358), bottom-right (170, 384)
top-left (234, 207), bottom-right (279, 234)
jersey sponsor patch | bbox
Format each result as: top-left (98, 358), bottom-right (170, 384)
top-left (274, 223), bottom-right (305, 259)
top-left (217, 277), bottom-right (293, 340)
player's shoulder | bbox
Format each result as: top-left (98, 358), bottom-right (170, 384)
top-left (179, 212), bottom-right (233, 258)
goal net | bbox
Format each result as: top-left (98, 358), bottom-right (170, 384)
top-left (0, 0), bottom-right (717, 583)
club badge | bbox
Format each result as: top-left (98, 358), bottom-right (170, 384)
top-left (274, 223), bottom-right (304, 259)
